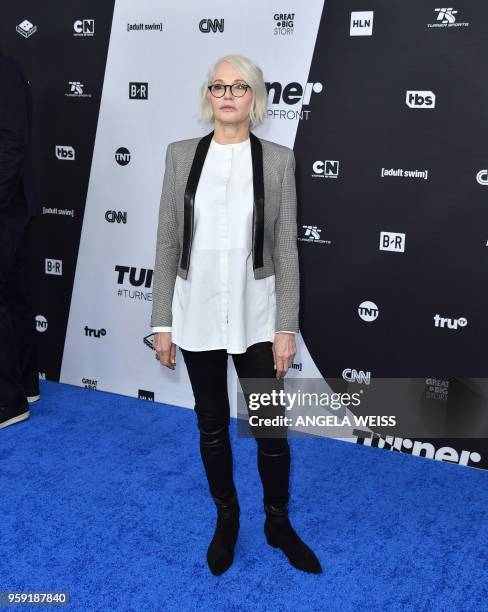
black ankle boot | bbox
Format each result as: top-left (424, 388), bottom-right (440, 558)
top-left (264, 502), bottom-right (322, 574)
top-left (207, 489), bottom-right (240, 575)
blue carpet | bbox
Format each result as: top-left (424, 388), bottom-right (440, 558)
top-left (0, 380), bottom-right (487, 612)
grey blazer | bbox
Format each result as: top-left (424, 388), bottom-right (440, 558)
top-left (150, 130), bottom-right (300, 333)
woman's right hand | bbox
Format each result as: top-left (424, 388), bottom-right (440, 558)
top-left (154, 332), bottom-right (176, 370)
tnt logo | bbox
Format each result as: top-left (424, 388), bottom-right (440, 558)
top-left (105, 211), bottom-right (127, 224)
top-left (115, 147), bottom-right (131, 166)
top-left (379, 231), bottom-right (405, 252)
top-left (73, 19), bottom-right (94, 36)
top-left (129, 82), bottom-right (148, 99)
top-left (358, 301), bottom-right (379, 322)
top-left (55, 146), bottom-right (75, 160)
top-left (35, 315), bottom-right (48, 333)
top-left (199, 18), bottom-right (224, 33)
top-left (406, 91), bottom-right (436, 108)
top-left (312, 160), bottom-right (339, 178)
top-left (45, 258), bottom-right (63, 275)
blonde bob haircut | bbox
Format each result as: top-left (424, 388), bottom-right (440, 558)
top-left (199, 54), bottom-right (267, 130)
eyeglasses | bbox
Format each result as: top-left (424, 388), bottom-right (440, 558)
top-left (208, 83), bottom-right (251, 98)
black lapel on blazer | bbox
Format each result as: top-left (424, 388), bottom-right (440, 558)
top-left (180, 129), bottom-right (265, 273)
top-left (250, 131), bottom-right (264, 270)
top-left (181, 131), bottom-right (214, 271)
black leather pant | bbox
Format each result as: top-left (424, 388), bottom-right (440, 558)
top-left (180, 341), bottom-right (290, 507)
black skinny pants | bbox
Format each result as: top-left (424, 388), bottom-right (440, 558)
top-left (0, 212), bottom-right (38, 408)
top-left (180, 341), bottom-right (290, 508)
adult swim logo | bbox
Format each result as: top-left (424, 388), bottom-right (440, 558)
top-left (127, 22), bottom-right (163, 32)
top-left (350, 11), bottom-right (374, 36)
top-left (65, 81), bottom-right (92, 98)
top-left (129, 82), bottom-right (148, 99)
top-left (266, 80), bottom-right (323, 120)
top-left (433, 314), bottom-right (467, 330)
top-left (358, 301), bottom-right (379, 322)
top-left (298, 225), bottom-right (331, 245)
top-left (406, 91), bottom-right (436, 108)
top-left (73, 20), bottom-right (94, 36)
top-left (312, 160), bottom-right (339, 178)
top-left (427, 8), bottom-right (469, 28)
top-left (273, 13), bottom-right (295, 36)
top-left (56, 146), bottom-right (75, 160)
top-left (115, 265), bottom-right (153, 301)
top-left (381, 167), bottom-right (429, 180)
top-left (199, 19), bottom-right (224, 33)
top-left (115, 147), bottom-right (131, 166)
top-left (16, 20), bottom-right (37, 38)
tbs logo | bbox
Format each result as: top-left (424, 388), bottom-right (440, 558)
top-left (406, 91), bottom-right (435, 108)
top-left (56, 146), bottom-right (75, 160)
top-left (129, 82), bottom-right (148, 99)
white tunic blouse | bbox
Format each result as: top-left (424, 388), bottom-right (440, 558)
top-left (152, 136), bottom-right (296, 354)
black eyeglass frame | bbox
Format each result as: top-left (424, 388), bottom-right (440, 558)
top-left (207, 83), bottom-right (251, 98)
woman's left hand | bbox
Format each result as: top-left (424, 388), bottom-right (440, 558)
top-left (272, 333), bottom-right (297, 379)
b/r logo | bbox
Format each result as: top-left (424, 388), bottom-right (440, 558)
top-left (129, 82), bottom-right (148, 99)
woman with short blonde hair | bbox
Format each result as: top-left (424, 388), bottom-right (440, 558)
top-left (151, 53), bottom-right (321, 576)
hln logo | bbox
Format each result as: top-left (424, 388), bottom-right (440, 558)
top-left (138, 389), bottom-right (155, 401)
top-left (129, 82), bottom-right (148, 99)
top-left (199, 18), bottom-right (224, 33)
top-left (350, 11), bottom-right (374, 36)
top-left (379, 232), bottom-right (405, 252)
top-left (45, 258), bottom-right (63, 275)
top-left (105, 210), bottom-right (127, 224)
